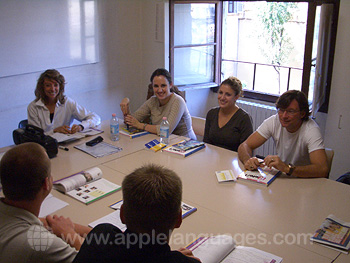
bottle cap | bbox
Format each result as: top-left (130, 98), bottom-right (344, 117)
top-left (162, 117), bottom-right (167, 120)
top-left (112, 113), bottom-right (116, 117)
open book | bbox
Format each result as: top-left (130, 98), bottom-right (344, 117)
top-left (311, 214), bottom-right (350, 254)
top-left (187, 235), bottom-right (282, 263)
top-left (50, 128), bottom-right (103, 143)
top-left (88, 200), bottom-right (197, 229)
top-left (120, 127), bottom-right (149, 139)
top-left (163, 139), bottom-right (205, 157)
top-left (238, 166), bottom-right (280, 187)
top-left (53, 167), bottom-right (121, 205)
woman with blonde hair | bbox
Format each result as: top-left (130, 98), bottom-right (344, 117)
top-left (28, 69), bottom-right (101, 134)
top-left (204, 77), bottom-right (253, 151)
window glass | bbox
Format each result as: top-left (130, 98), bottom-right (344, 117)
top-left (222, 1), bottom-right (308, 96)
top-left (174, 3), bottom-right (215, 46)
top-left (170, 0), bottom-right (337, 108)
top-left (174, 46), bottom-right (214, 85)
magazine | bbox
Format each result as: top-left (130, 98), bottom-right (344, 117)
top-left (53, 167), bottom-right (121, 204)
top-left (311, 214), bottom-right (350, 254)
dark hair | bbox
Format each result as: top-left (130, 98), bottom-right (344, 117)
top-left (122, 164), bottom-right (182, 234)
top-left (35, 69), bottom-right (66, 104)
top-left (150, 68), bottom-right (184, 99)
top-left (0, 143), bottom-right (51, 201)
top-left (276, 90), bottom-right (310, 121)
top-left (220, 76), bottom-right (243, 96)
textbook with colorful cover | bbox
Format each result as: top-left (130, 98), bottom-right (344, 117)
top-left (310, 214), bottom-right (350, 254)
top-left (187, 235), bottom-right (282, 263)
top-left (145, 139), bottom-right (166, 152)
top-left (53, 167), bottom-right (121, 205)
top-left (163, 139), bottom-right (205, 157)
top-left (238, 166), bottom-right (280, 186)
top-left (88, 200), bottom-right (197, 229)
top-left (120, 127), bottom-right (149, 139)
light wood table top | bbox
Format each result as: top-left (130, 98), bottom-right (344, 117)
top-left (2, 126), bottom-right (349, 262)
top-left (102, 141), bottom-right (350, 262)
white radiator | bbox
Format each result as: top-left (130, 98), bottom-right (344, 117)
top-left (236, 100), bottom-right (277, 157)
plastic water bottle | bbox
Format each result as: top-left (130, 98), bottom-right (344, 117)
top-left (159, 116), bottom-right (170, 145)
top-left (110, 113), bottom-right (119, 141)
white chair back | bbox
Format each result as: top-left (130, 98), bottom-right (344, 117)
top-left (325, 148), bottom-right (334, 178)
top-left (191, 116), bottom-right (206, 141)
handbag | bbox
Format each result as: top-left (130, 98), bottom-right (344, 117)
top-left (13, 124), bottom-right (58, 158)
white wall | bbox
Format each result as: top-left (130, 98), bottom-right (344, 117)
top-left (324, 1), bottom-right (350, 180)
top-left (0, 0), bottom-right (156, 147)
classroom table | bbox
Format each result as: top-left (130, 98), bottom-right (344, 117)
top-left (1, 123), bottom-right (349, 262)
top-left (48, 121), bottom-right (178, 180)
top-left (333, 253), bottom-right (350, 262)
top-left (103, 141), bottom-right (350, 261)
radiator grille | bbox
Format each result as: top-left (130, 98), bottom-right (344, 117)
top-left (237, 100), bottom-right (276, 157)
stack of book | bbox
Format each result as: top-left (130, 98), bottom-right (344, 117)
top-left (163, 139), bottom-right (205, 157)
top-left (120, 127), bottom-right (149, 139)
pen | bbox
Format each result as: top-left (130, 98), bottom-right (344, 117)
top-left (59, 145), bottom-right (69, 151)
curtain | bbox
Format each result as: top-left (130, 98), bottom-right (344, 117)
top-left (312, 4), bottom-right (333, 117)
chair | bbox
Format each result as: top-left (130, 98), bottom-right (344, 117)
top-left (191, 116), bottom-right (206, 141)
top-left (336, 172), bottom-right (350, 185)
top-left (325, 148), bottom-right (334, 178)
top-left (18, 119), bottom-right (28, 129)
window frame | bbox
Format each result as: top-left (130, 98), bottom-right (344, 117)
top-left (169, 0), bottom-right (339, 111)
top-left (169, 0), bottom-right (223, 88)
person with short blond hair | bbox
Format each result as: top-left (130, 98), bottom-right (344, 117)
top-left (74, 164), bottom-right (200, 263)
top-left (122, 164), bottom-right (182, 235)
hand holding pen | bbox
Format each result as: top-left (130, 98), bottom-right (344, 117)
top-left (244, 155), bottom-right (265, 171)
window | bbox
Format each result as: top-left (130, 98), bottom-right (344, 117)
top-left (170, 1), bottom-right (222, 87)
top-left (170, 0), bottom-right (339, 112)
top-left (228, 1), bottom-right (243, 13)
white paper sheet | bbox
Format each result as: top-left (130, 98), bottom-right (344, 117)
top-left (39, 194), bottom-right (69, 217)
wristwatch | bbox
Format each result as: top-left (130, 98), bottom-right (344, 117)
top-left (287, 163), bottom-right (296, 176)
